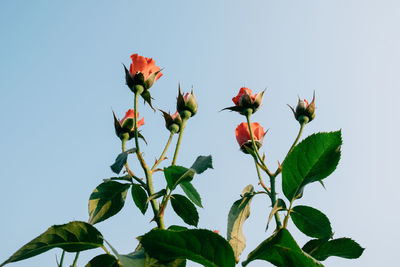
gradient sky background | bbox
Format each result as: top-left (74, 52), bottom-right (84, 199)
top-left (0, 1), bottom-right (399, 266)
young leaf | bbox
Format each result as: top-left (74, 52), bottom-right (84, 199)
top-left (266, 198), bottom-right (287, 230)
top-left (110, 148), bottom-right (137, 174)
top-left (290, 205), bottom-right (332, 239)
top-left (227, 185), bottom-right (255, 262)
top-left (170, 194), bottom-right (199, 227)
top-left (86, 254), bottom-right (120, 267)
top-left (164, 166), bottom-right (195, 190)
top-left (141, 229), bottom-right (235, 267)
top-left (131, 184), bottom-right (148, 214)
top-left (180, 181), bottom-right (203, 207)
top-left (282, 131), bottom-right (342, 201)
top-left (1, 221), bottom-right (103, 266)
top-left (242, 228), bottom-right (323, 267)
top-left (190, 155), bottom-right (213, 174)
top-left (88, 181), bottom-right (130, 224)
top-left (302, 238), bottom-right (365, 261)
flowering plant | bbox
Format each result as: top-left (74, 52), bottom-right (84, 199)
top-left (1, 55), bottom-right (363, 267)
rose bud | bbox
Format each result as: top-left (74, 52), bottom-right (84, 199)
top-left (235, 122), bottom-right (266, 154)
top-left (176, 85), bottom-right (198, 119)
top-left (288, 92), bottom-right (316, 124)
top-left (113, 109), bottom-right (145, 141)
top-left (160, 110), bottom-right (182, 133)
top-left (223, 87), bottom-right (264, 116)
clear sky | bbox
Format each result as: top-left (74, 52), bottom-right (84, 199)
top-left (0, 0), bottom-right (399, 266)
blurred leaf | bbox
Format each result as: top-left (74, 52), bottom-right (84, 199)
top-left (1, 221), bottom-right (103, 266)
top-left (164, 166), bottom-right (195, 190)
top-left (89, 181), bottom-right (130, 224)
top-left (180, 182), bottom-right (202, 207)
top-left (168, 225), bottom-right (188, 231)
top-left (282, 131), bottom-right (342, 201)
top-left (141, 229), bottom-right (235, 267)
top-left (290, 206), bottom-right (332, 239)
top-left (190, 155), bottom-right (213, 174)
top-left (146, 189), bottom-right (167, 204)
top-left (170, 194), bottom-right (199, 227)
top-left (227, 185), bottom-right (255, 262)
top-left (302, 238), bottom-right (365, 261)
top-left (131, 184), bottom-right (148, 214)
top-left (86, 254), bottom-right (120, 267)
top-left (266, 198), bottom-right (287, 230)
top-left (242, 228), bottom-right (323, 267)
top-left (110, 148), bottom-right (137, 174)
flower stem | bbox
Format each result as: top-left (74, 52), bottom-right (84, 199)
top-left (270, 174), bottom-right (282, 228)
top-left (171, 118), bottom-right (187, 166)
top-left (121, 139), bottom-right (147, 188)
top-left (283, 199), bottom-right (294, 228)
top-left (133, 92), bottom-right (164, 229)
top-left (58, 250), bottom-right (65, 267)
top-left (151, 131), bottom-right (175, 171)
top-left (253, 158), bottom-right (270, 195)
top-left (71, 252), bottom-right (79, 267)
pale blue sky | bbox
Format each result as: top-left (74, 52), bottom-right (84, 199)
top-left (1, 1), bottom-right (399, 266)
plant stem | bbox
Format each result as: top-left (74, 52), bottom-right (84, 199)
top-left (151, 131), bottom-right (175, 171)
top-left (58, 250), bottom-right (65, 267)
top-left (253, 158), bottom-right (270, 195)
top-left (270, 174), bottom-right (282, 228)
top-left (273, 121), bottom-right (306, 176)
top-left (133, 92), bottom-right (164, 229)
top-left (283, 199), bottom-right (294, 228)
top-left (121, 139), bottom-right (147, 188)
top-left (171, 118), bottom-right (187, 166)
top-left (71, 252), bottom-right (79, 267)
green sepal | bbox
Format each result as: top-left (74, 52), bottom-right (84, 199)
top-left (141, 89), bottom-right (155, 111)
top-left (170, 194), bottom-right (199, 227)
top-left (1, 221), bottom-right (104, 267)
top-left (88, 181), bottom-right (130, 224)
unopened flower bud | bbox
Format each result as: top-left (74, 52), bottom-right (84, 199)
top-left (223, 87), bottom-right (264, 115)
top-left (288, 92), bottom-right (316, 124)
top-left (235, 122), bottom-right (266, 154)
top-left (113, 109), bottom-right (144, 141)
top-left (177, 85), bottom-right (198, 119)
top-left (160, 110), bottom-right (182, 133)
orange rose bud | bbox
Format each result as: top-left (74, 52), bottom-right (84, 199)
top-left (124, 54), bottom-right (162, 95)
top-left (223, 87), bottom-right (264, 115)
top-left (235, 122), bottom-right (266, 154)
top-left (177, 85), bottom-right (198, 119)
top-left (113, 109), bottom-right (145, 141)
top-left (160, 110), bottom-right (182, 133)
top-left (288, 92), bottom-right (316, 124)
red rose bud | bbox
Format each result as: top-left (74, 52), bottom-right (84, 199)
top-left (223, 87), bottom-right (264, 115)
top-left (124, 53), bottom-right (162, 94)
top-left (113, 109), bottom-right (144, 141)
top-left (177, 85), bottom-right (198, 119)
top-left (288, 92), bottom-right (316, 124)
top-left (160, 110), bottom-right (182, 133)
top-left (235, 122), bottom-right (266, 154)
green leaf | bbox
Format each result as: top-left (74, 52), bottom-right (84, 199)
top-left (131, 184), bottom-right (148, 214)
top-left (302, 238), bottom-right (365, 261)
top-left (190, 155), bottom-right (213, 174)
top-left (141, 229), bottom-right (235, 267)
top-left (89, 181), bottom-right (130, 224)
top-left (146, 189), bottom-right (167, 204)
top-left (180, 182), bottom-right (202, 208)
top-left (290, 206), bottom-right (332, 239)
top-left (110, 148), bottom-right (137, 174)
top-left (266, 198), bottom-right (287, 231)
top-left (282, 131), bottom-right (342, 201)
top-left (104, 240), bottom-right (146, 267)
top-left (86, 254), bottom-right (120, 267)
top-left (168, 225), bottom-right (188, 231)
top-left (227, 185), bottom-right (255, 262)
top-left (164, 166), bottom-right (195, 190)
top-left (1, 221), bottom-right (103, 266)
top-left (145, 255), bottom-right (186, 267)
top-left (242, 228), bottom-right (323, 267)
top-left (170, 194), bottom-right (199, 227)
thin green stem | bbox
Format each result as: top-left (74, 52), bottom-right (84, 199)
top-left (273, 121), bottom-right (306, 176)
top-left (71, 252), bottom-right (79, 267)
top-left (171, 118), bottom-right (187, 166)
top-left (133, 92), bottom-right (164, 229)
top-left (101, 245), bottom-right (112, 256)
top-left (253, 158), bottom-right (270, 195)
top-left (121, 139), bottom-right (147, 188)
top-left (58, 250), bottom-right (65, 267)
top-left (151, 131), bottom-right (175, 171)
top-left (283, 199), bottom-right (294, 228)
top-left (270, 174), bottom-right (282, 228)
top-left (245, 112), bottom-right (273, 177)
